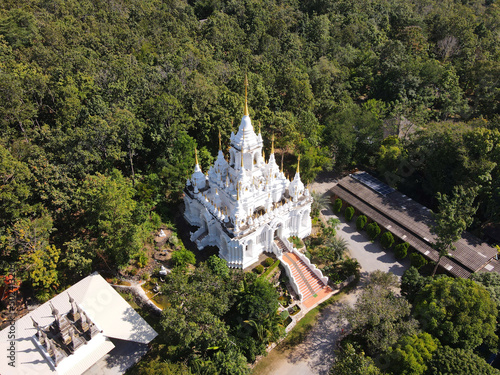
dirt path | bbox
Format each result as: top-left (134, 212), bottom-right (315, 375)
top-left (253, 281), bottom-right (362, 375)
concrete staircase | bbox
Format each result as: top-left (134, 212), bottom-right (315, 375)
top-left (275, 237), bottom-right (288, 253)
top-left (281, 251), bottom-right (330, 305)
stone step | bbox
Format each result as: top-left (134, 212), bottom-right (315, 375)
top-left (282, 251), bottom-right (330, 303)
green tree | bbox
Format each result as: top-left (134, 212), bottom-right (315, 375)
top-left (414, 277), bottom-right (498, 351)
top-left (386, 333), bottom-right (439, 375)
top-left (295, 139), bottom-right (331, 184)
top-left (60, 239), bottom-right (93, 281)
top-left (401, 267), bottom-right (430, 304)
top-left (427, 346), bottom-right (500, 375)
top-left (333, 198), bottom-right (343, 214)
top-left (471, 272), bottom-right (500, 307)
top-left (367, 222), bottom-right (381, 241)
top-left (330, 343), bottom-right (382, 375)
top-left (171, 247), bottom-right (196, 268)
top-left (430, 185), bottom-right (479, 276)
top-left (344, 206), bottom-right (355, 222)
top-left (0, 145), bottom-right (32, 225)
top-left (339, 271), bottom-right (419, 355)
top-left (75, 170), bottom-right (140, 268)
top-left (356, 215), bottom-right (367, 231)
top-left (136, 358), bottom-right (193, 375)
top-left (409, 253), bottom-right (427, 269)
top-left (395, 242), bottom-right (410, 259)
top-left (380, 232), bottom-right (395, 249)
top-left (20, 244), bottom-right (60, 298)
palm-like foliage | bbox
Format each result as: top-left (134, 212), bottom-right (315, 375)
top-left (325, 236), bottom-right (349, 262)
top-left (311, 191), bottom-right (329, 217)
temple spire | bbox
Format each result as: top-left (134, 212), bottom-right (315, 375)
top-left (296, 154), bottom-right (301, 174)
top-left (280, 152), bottom-right (284, 172)
top-left (195, 147), bottom-right (199, 166)
top-left (271, 134), bottom-right (275, 154)
top-left (218, 130), bottom-right (222, 151)
top-left (244, 74), bottom-right (249, 116)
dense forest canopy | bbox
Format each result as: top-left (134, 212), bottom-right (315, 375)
top-left (0, 0), bottom-right (499, 295)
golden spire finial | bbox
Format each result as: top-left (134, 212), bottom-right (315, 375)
top-left (244, 74), bottom-right (249, 116)
top-left (218, 130), bottom-right (222, 151)
top-left (262, 148), bottom-right (265, 161)
top-left (271, 134), bottom-right (275, 154)
top-left (297, 154), bottom-right (301, 174)
top-left (195, 147), bottom-right (199, 165)
top-left (280, 152), bottom-right (284, 172)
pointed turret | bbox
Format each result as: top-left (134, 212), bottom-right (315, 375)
top-left (191, 147), bottom-right (206, 193)
top-left (289, 154), bottom-right (304, 201)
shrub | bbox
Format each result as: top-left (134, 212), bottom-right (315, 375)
top-left (171, 247), bottom-right (196, 267)
top-left (366, 222), bottom-right (381, 241)
top-left (380, 232), bottom-right (395, 249)
top-left (333, 198), bottom-right (343, 213)
top-left (395, 242), bottom-right (410, 259)
top-left (410, 252), bottom-right (428, 269)
top-left (141, 272), bottom-right (150, 281)
top-left (135, 251), bottom-right (148, 268)
top-left (254, 265), bottom-right (264, 274)
top-left (261, 260), bottom-right (280, 279)
top-left (356, 215), bottom-right (367, 230)
top-left (340, 258), bottom-right (361, 278)
top-left (345, 206), bottom-right (355, 222)
top-left (264, 257), bottom-right (274, 267)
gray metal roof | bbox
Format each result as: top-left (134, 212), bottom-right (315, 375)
top-left (331, 173), bottom-right (497, 278)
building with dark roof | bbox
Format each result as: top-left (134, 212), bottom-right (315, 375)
top-left (331, 172), bottom-right (499, 278)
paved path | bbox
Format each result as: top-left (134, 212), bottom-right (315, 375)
top-left (253, 174), bottom-right (410, 375)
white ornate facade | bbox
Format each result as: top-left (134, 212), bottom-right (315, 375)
top-left (183, 80), bottom-right (312, 268)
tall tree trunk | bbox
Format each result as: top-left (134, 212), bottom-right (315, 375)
top-left (432, 255), bottom-right (442, 276)
top-left (128, 139), bottom-right (135, 187)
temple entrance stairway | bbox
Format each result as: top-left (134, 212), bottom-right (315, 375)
top-left (280, 250), bottom-right (333, 308)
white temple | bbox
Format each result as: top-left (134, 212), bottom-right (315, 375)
top-left (184, 77), bottom-right (312, 268)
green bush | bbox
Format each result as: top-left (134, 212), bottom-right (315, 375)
top-left (395, 242), bottom-right (410, 259)
top-left (254, 265), bottom-right (264, 274)
top-left (333, 198), bottom-right (343, 214)
top-left (264, 257), bottom-right (274, 267)
top-left (356, 215), bottom-right (367, 230)
top-left (345, 206), bottom-right (355, 222)
top-left (380, 232), bottom-right (395, 249)
top-left (135, 251), bottom-right (148, 268)
top-left (410, 252), bottom-right (428, 269)
top-left (171, 247), bottom-right (196, 267)
top-left (366, 222), bottom-right (381, 241)
top-left (261, 260), bottom-right (281, 279)
top-left (340, 258), bottom-right (361, 278)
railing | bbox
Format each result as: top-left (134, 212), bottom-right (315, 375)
top-left (272, 242), bottom-right (282, 257)
top-left (278, 255), bottom-right (304, 300)
top-left (281, 237), bottom-right (294, 252)
top-left (289, 247), bottom-right (329, 286)
top-left (190, 227), bottom-right (203, 242)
